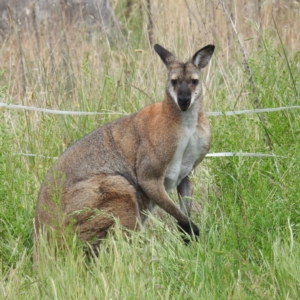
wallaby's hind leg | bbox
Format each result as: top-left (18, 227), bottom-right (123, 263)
top-left (64, 174), bottom-right (140, 252)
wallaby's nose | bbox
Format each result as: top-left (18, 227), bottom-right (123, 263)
top-left (178, 81), bottom-right (191, 111)
top-left (178, 95), bottom-right (191, 111)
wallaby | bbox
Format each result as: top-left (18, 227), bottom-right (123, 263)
top-left (34, 43), bottom-right (215, 259)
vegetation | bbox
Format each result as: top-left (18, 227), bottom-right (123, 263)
top-left (1, 0), bottom-right (300, 299)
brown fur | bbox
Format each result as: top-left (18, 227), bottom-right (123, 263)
top-left (34, 43), bottom-right (215, 265)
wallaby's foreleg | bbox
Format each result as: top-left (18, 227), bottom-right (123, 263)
top-left (177, 175), bottom-right (193, 217)
top-left (139, 178), bottom-right (199, 239)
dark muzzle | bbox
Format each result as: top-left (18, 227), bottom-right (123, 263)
top-left (178, 95), bottom-right (191, 111)
top-left (178, 81), bottom-right (191, 111)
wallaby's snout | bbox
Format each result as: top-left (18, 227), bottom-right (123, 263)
top-left (177, 81), bottom-right (191, 111)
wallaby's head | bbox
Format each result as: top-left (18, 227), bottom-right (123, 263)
top-left (154, 44), bottom-right (215, 112)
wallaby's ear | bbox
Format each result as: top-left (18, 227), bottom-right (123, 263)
top-left (191, 44), bottom-right (215, 69)
top-left (154, 44), bottom-right (176, 68)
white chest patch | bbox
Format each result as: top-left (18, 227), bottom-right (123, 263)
top-left (164, 111), bottom-right (209, 193)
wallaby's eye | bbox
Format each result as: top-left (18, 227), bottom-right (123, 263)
top-left (171, 79), bottom-right (177, 86)
top-left (191, 79), bottom-right (199, 85)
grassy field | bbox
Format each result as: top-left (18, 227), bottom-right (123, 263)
top-left (1, 0), bottom-right (300, 299)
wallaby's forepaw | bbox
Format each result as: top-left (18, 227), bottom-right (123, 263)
top-left (177, 220), bottom-right (199, 244)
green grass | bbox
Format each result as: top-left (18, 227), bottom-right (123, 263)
top-left (1, 12), bottom-right (300, 300)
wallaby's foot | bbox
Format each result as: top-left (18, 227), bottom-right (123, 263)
top-left (177, 220), bottom-right (199, 244)
top-left (84, 238), bottom-right (104, 260)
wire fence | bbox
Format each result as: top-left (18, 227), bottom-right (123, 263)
top-left (12, 152), bottom-right (284, 159)
top-left (1, 102), bottom-right (300, 116)
top-left (2, 101), bottom-right (299, 159)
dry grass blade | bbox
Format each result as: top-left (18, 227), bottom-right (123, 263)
top-left (219, 0), bottom-right (273, 150)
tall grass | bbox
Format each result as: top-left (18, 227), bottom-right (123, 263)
top-left (1, 0), bottom-right (300, 298)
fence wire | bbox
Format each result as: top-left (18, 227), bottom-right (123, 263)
top-left (1, 102), bottom-right (300, 116)
top-left (2, 102), bottom-right (298, 159)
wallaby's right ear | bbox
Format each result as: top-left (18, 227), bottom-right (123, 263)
top-left (154, 44), bottom-right (176, 68)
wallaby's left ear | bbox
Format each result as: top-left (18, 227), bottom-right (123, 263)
top-left (191, 45), bottom-right (215, 69)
